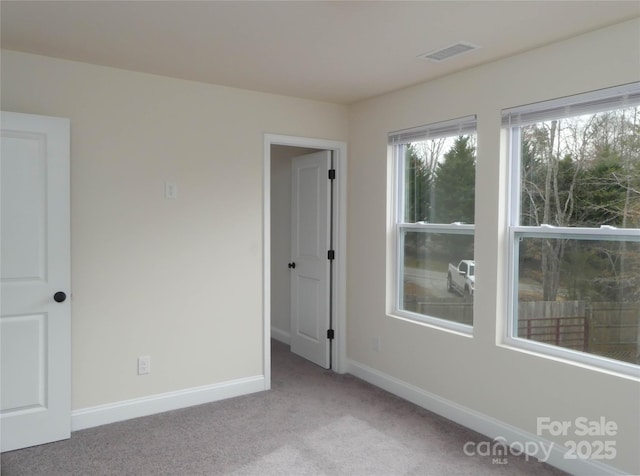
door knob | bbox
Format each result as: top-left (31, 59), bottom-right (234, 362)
top-left (288, 262), bottom-right (296, 269)
top-left (54, 291), bottom-right (67, 303)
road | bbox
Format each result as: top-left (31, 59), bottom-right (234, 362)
top-left (403, 266), bottom-right (451, 299)
top-left (405, 266), bottom-right (544, 300)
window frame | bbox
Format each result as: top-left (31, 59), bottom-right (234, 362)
top-left (504, 83), bottom-right (640, 377)
top-left (390, 115), bottom-right (477, 334)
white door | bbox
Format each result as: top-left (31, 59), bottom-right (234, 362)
top-left (290, 151), bottom-right (332, 368)
top-left (1, 111), bottom-right (71, 452)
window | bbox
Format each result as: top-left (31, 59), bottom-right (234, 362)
top-left (504, 83), bottom-right (640, 373)
top-left (390, 115), bottom-right (476, 331)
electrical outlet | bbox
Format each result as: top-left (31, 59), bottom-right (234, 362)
top-left (138, 356), bottom-right (151, 375)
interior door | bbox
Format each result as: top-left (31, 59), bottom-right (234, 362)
top-left (290, 151), bottom-right (332, 368)
top-left (1, 111), bottom-right (71, 452)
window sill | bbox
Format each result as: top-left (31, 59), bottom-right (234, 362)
top-left (500, 337), bottom-right (640, 382)
top-left (388, 310), bottom-right (474, 338)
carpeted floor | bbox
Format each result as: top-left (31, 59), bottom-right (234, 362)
top-left (1, 340), bottom-right (566, 475)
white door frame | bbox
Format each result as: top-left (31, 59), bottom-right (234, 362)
top-left (263, 134), bottom-right (347, 388)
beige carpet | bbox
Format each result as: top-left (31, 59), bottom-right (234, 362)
top-left (1, 340), bottom-right (566, 475)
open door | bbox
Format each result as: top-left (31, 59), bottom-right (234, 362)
top-left (289, 151), bottom-right (332, 368)
top-left (1, 111), bottom-right (71, 451)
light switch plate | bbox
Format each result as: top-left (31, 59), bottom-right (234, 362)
top-left (164, 181), bottom-right (177, 199)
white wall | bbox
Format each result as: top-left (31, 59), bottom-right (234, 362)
top-left (347, 19), bottom-right (640, 474)
top-left (1, 50), bottom-right (348, 410)
top-left (2, 17), bottom-right (639, 474)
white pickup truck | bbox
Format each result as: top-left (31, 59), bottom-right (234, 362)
top-left (447, 260), bottom-right (475, 296)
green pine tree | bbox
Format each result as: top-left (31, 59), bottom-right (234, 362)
top-left (404, 144), bottom-right (432, 222)
top-left (433, 136), bottom-right (476, 224)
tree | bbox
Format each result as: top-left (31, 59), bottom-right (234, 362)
top-left (574, 150), bottom-right (626, 226)
top-left (521, 106), bottom-right (640, 301)
top-left (402, 136), bottom-right (476, 268)
top-left (432, 135), bottom-right (476, 224)
top-left (403, 144), bottom-right (432, 222)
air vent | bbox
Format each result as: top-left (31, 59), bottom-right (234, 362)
top-left (418, 42), bottom-right (480, 62)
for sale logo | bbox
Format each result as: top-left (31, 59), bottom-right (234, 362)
top-left (462, 436), bottom-right (553, 465)
top-left (537, 417), bottom-right (617, 460)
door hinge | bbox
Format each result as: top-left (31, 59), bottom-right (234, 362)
top-left (328, 169), bottom-right (336, 180)
top-left (327, 329), bottom-right (335, 340)
top-left (327, 250), bottom-right (335, 260)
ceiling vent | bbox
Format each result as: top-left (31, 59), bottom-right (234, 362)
top-left (418, 42), bottom-right (480, 62)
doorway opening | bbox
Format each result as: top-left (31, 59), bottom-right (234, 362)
top-left (263, 134), bottom-right (347, 389)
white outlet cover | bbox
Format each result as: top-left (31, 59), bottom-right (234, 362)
top-left (164, 181), bottom-right (177, 199)
top-left (138, 356), bottom-right (151, 375)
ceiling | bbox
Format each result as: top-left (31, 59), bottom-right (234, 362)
top-left (2, 1), bottom-right (639, 104)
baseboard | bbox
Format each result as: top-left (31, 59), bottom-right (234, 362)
top-left (346, 359), bottom-right (626, 476)
top-left (271, 326), bottom-right (291, 345)
top-left (71, 375), bottom-right (265, 432)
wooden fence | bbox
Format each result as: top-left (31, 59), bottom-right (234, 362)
top-left (518, 301), bottom-right (639, 364)
top-left (588, 302), bottom-right (639, 363)
top-left (410, 298), bottom-right (638, 363)
top-left (419, 301), bottom-right (473, 325)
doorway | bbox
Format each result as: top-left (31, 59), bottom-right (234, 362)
top-left (263, 135), bottom-right (347, 387)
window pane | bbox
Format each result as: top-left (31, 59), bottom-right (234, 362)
top-left (516, 236), bottom-right (640, 365)
top-left (519, 106), bottom-right (640, 228)
top-left (403, 134), bottom-right (476, 224)
top-left (401, 231), bottom-right (474, 325)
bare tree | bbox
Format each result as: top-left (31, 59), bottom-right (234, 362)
top-left (521, 107), bottom-right (639, 301)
